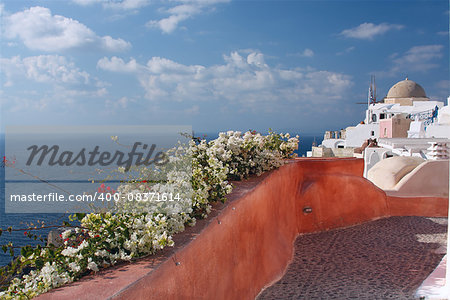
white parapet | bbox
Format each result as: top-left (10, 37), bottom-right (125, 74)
top-left (427, 142), bottom-right (450, 160)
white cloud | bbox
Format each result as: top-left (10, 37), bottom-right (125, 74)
top-left (1, 55), bottom-right (91, 86)
top-left (340, 22), bottom-right (404, 40)
top-left (106, 96), bottom-right (133, 110)
top-left (287, 48), bottom-right (314, 57)
top-left (97, 56), bottom-right (138, 72)
top-left (71, 0), bottom-right (151, 10)
top-left (23, 56), bottom-right (90, 84)
top-left (301, 49), bottom-right (314, 57)
top-left (336, 46), bottom-right (355, 56)
top-left (437, 30), bottom-right (449, 36)
top-left (1, 55), bottom-right (109, 114)
top-left (146, 0), bottom-right (230, 34)
top-left (147, 14), bottom-right (190, 34)
top-left (146, 56), bottom-right (205, 74)
top-left (72, 0), bottom-right (103, 5)
top-left (100, 36), bottom-right (131, 52)
top-left (246, 52), bottom-right (267, 66)
top-left (288, 49), bottom-right (315, 58)
top-left (104, 0), bottom-right (151, 10)
top-left (392, 45), bottom-right (443, 72)
top-left (0, 55), bottom-right (108, 105)
top-left (98, 51), bottom-right (353, 110)
top-left (374, 45), bottom-right (444, 77)
top-left (4, 6), bottom-right (131, 52)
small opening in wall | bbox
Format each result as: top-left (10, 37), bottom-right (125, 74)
top-left (303, 206), bottom-right (313, 214)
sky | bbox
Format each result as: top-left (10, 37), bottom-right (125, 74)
top-left (0, 0), bottom-right (449, 135)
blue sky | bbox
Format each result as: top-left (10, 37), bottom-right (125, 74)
top-left (0, 0), bottom-right (448, 135)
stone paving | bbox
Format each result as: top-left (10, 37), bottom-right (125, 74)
top-left (257, 216), bottom-right (447, 300)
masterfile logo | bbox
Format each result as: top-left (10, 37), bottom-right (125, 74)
top-left (4, 125), bottom-right (192, 213)
top-left (25, 142), bottom-right (169, 171)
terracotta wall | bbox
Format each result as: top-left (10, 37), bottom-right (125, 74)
top-left (112, 158), bottom-right (390, 300)
top-left (387, 195), bottom-right (448, 217)
top-left (38, 158), bottom-right (448, 300)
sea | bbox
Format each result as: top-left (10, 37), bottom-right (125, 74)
top-left (0, 133), bottom-right (68, 267)
top-left (0, 132), bottom-right (322, 266)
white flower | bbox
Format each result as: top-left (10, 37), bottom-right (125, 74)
top-left (4, 130), bottom-right (300, 298)
top-left (87, 258), bottom-right (99, 272)
top-left (61, 247), bottom-right (78, 257)
top-left (77, 240), bottom-right (89, 251)
top-left (68, 262), bottom-right (81, 273)
top-left (61, 229), bottom-right (72, 240)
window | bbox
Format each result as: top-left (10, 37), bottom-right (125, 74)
top-left (371, 114), bottom-right (377, 122)
top-left (337, 145), bottom-right (344, 149)
top-left (371, 131), bottom-right (375, 136)
top-left (380, 113), bottom-right (386, 119)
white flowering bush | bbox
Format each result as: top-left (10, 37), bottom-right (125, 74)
top-left (0, 130), bottom-right (298, 299)
top-left (189, 130), bottom-right (298, 217)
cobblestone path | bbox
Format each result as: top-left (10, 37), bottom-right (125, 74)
top-left (257, 217), bottom-right (447, 300)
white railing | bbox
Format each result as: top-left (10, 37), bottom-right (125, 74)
top-left (409, 107), bottom-right (438, 128)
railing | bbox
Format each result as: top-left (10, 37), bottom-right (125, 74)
top-left (409, 107), bottom-right (438, 128)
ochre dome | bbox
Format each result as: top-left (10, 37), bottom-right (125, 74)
top-left (386, 78), bottom-right (427, 98)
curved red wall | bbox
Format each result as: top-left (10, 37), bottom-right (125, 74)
top-left (38, 158), bottom-right (447, 300)
top-left (112, 158), bottom-right (389, 299)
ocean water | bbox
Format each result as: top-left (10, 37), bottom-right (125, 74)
top-left (0, 135), bottom-right (65, 266)
top-left (0, 131), bottom-right (321, 266)
top-left (1, 127), bottom-right (190, 266)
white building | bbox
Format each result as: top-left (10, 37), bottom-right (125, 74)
top-left (312, 78), bottom-right (449, 159)
top-left (425, 96), bottom-right (450, 139)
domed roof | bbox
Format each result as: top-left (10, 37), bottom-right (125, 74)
top-left (386, 78), bottom-right (427, 98)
